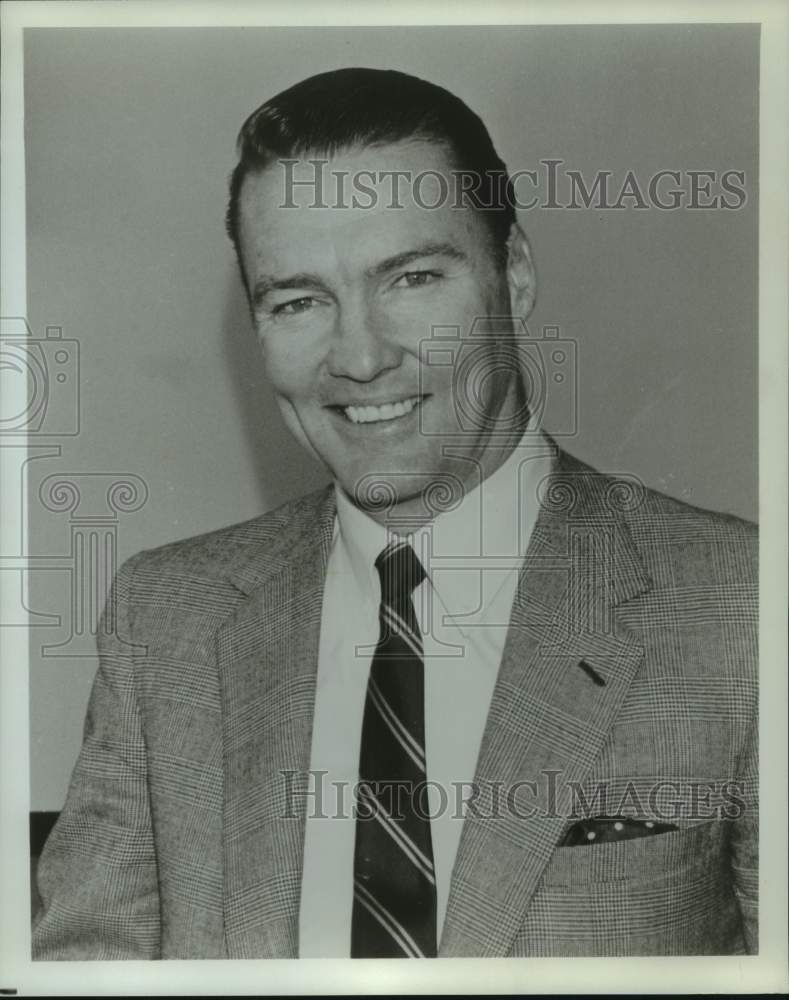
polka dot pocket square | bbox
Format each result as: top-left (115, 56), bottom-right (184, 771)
top-left (559, 816), bottom-right (678, 847)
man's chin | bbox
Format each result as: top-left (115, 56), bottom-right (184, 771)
top-left (338, 469), bottom-right (467, 524)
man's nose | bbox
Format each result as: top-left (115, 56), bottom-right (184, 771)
top-left (326, 299), bottom-right (402, 381)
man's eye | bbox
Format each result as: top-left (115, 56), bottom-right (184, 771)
top-left (394, 271), bottom-right (440, 289)
top-left (272, 297), bottom-right (318, 316)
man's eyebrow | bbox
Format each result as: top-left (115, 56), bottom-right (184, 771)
top-left (252, 273), bottom-right (331, 307)
top-left (251, 242), bottom-right (467, 307)
top-left (366, 242), bottom-right (468, 278)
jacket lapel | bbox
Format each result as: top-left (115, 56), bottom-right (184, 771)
top-left (217, 488), bottom-right (335, 958)
top-left (439, 452), bottom-right (652, 957)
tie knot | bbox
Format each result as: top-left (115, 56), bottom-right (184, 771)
top-left (375, 540), bottom-right (425, 603)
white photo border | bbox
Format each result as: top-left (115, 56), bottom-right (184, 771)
top-left (1, 0), bottom-right (786, 994)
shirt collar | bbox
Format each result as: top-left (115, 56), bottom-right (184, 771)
top-left (334, 480), bottom-right (392, 600)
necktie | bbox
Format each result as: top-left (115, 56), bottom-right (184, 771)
top-left (351, 539), bottom-right (437, 958)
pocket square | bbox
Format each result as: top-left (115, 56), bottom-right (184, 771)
top-left (559, 816), bottom-right (678, 847)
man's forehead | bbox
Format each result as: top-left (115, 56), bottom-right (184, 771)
top-left (236, 138), bottom-right (485, 273)
top-left (238, 138), bottom-right (457, 216)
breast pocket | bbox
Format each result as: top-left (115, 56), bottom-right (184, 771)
top-left (508, 820), bottom-right (746, 956)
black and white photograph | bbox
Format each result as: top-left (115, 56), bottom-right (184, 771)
top-left (1, 1), bottom-right (786, 994)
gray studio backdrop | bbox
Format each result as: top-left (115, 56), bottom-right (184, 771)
top-left (25, 25), bottom-right (758, 810)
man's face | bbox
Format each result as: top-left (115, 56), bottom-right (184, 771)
top-left (237, 140), bottom-right (530, 519)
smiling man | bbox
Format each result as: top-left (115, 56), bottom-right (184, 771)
top-left (229, 94), bottom-right (534, 523)
top-left (33, 68), bottom-right (758, 960)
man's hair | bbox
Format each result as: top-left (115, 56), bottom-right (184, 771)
top-left (225, 67), bottom-right (516, 291)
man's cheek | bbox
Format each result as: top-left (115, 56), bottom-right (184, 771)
top-left (258, 332), bottom-right (314, 380)
top-left (262, 346), bottom-right (321, 409)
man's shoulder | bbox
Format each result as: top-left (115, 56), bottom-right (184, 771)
top-left (554, 448), bottom-right (757, 582)
top-left (626, 481), bottom-right (757, 581)
top-left (122, 485), bottom-right (333, 585)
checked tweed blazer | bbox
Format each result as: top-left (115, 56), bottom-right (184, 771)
top-left (33, 447), bottom-right (758, 959)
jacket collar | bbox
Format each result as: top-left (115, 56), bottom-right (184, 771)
top-left (226, 486), bottom-right (336, 597)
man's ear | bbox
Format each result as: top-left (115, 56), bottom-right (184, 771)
top-left (505, 222), bottom-right (537, 319)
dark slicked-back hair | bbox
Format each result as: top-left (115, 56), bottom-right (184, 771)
top-left (226, 67), bottom-right (516, 291)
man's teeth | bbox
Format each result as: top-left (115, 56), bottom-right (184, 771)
top-left (344, 396), bottom-right (422, 424)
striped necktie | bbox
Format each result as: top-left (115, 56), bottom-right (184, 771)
top-left (351, 538), bottom-right (437, 958)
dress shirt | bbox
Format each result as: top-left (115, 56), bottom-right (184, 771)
top-left (298, 426), bottom-right (554, 956)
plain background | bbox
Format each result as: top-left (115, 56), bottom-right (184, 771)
top-left (25, 24), bottom-right (758, 810)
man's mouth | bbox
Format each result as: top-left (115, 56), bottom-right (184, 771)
top-left (336, 395), bottom-right (426, 425)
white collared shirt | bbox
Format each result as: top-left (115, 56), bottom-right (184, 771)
top-left (298, 427), bottom-right (554, 956)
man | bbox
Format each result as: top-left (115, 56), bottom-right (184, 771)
top-left (32, 68), bottom-right (757, 959)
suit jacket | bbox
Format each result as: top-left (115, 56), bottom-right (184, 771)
top-left (32, 448), bottom-right (758, 959)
